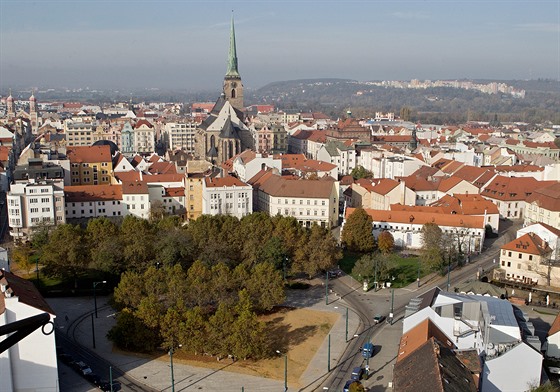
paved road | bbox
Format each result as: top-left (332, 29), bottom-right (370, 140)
top-left (320, 221), bottom-right (521, 391)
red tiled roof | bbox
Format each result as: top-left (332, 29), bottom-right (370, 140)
top-left (165, 187), bottom-right (185, 197)
top-left (114, 171), bottom-right (141, 182)
top-left (143, 173), bottom-right (184, 183)
top-left (248, 170), bottom-right (335, 198)
top-left (65, 184), bottom-right (123, 202)
top-left (121, 181), bottom-right (149, 194)
top-left (134, 119), bottom-right (154, 129)
top-left (501, 232), bottom-right (552, 256)
top-left (67, 145), bottom-right (112, 163)
top-left (148, 161), bottom-right (177, 174)
top-left (549, 313), bottom-right (560, 337)
top-left (525, 182), bottom-right (560, 212)
top-left (481, 176), bottom-right (553, 202)
top-left (205, 176), bottom-right (249, 188)
top-left (346, 208), bottom-right (484, 229)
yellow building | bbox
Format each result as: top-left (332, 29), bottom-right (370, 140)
top-left (185, 173), bottom-right (204, 220)
top-left (67, 145), bottom-right (114, 185)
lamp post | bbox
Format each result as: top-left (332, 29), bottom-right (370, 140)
top-left (325, 271), bottom-right (329, 305)
top-left (170, 344), bottom-right (182, 392)
top-left (93, 281), bottom-right (106, 318)
top-left (276, 350), bottom-right (288, 391)
top-left (417, 261), bottom-right (421, 288)
top-left (446, 258), bottom-right (451, 291)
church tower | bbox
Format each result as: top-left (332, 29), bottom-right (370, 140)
top-left (29, 90), bottom-right (39, 134)
top-left (223, 14), bottom-right (244, 111)
top-left (6, 89), bottom-right (14, 119)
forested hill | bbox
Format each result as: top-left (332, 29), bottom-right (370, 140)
top-left (250, 78), bottom-right (560, 125)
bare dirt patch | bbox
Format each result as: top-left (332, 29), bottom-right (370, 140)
top-left (159, 307), bottom-right (339, 388)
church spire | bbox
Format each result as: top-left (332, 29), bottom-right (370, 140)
top-left (225, 12), bottom-right (240, 78)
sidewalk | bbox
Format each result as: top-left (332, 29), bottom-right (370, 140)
top-left (48, 284), bottom-right (360, 392)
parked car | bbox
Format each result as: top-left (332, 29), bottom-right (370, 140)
top-left (548, 366), bottom-right (560, 375)
top-left (57, 353), bottom-right (74, 365)
top-left (71, 361), bottom-right (93, 376)
top-left (361, 342), bottom-right (374, 359)
top-left (351, 366), bottom-right (364, 380)
top-left (99, 381), bottom-right (121, 391)
top-left (373, 314), bottom-right (385, 324)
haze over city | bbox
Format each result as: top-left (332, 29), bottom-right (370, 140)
top-left (1, 0), bottom-right (559, 91)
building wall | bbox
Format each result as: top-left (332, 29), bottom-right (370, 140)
top-left (1, 301), bottom-right (58, 391)
top-left (65, 200), bottom-right (123, 219)
top-left (202, 184), bottom-right (253, 219)
top-left (481, 343), bottom-right (542, 392)
top-left (186, 177), bottom-right (204, 221)
top-left (7, 181), bottom-right (66, 239)
top-left (133, 125), bottom-right (155, 153)
top-left (70, 161), bottom-right (113, 186)
top-left (164, 122), bottom-right (197, 152)
top-left (499, 248), bottom-right (558, 286)
top-left (255, 182), bottom-right (339, 229)
top-left (524, 201), bottom-right (560, 229)
top-left (122, 193), bottom-right (150, 219)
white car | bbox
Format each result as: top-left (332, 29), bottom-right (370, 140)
top-left (548, 366), bottom-right (560, 375)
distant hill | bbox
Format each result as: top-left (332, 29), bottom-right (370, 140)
top-left (248, 78), bottom-right (560, 125)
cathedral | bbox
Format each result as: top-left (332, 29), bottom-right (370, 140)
top-left (194, 15), bottom-right (254, 165)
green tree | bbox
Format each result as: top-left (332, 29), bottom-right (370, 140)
top-left (178, 306), bottom-right (207, 355)
top-left (243, 262), bottom-right (285, 312)
top-left (154, 226), bottom-right (194, 268)
top-left (377, 230), bottom-right (394, 254)
top-left (40, 224), bottom-right (88, 288)
top-left (207, 302), bottom-right (236, 356)
top-left (119, 215), bottom-right (155, 271)
top-left (294, 224), bottom-right (342, 278)
top-left (341, 208), bottom-right (375, 253)
top-left (107, 308), bottom-right (161, 353)
top-left (421, 223), bottom-right (445, 272)
top-left (86, 217), bottom-right (124, 272)
top-left (258, 236), bottom-right (287, 269)
top-left (350, 165), bottom-right (373, 180)
top-left (352, 253), bottom-right (396, 283)
top-left (230, 290), bottom-right (268, 359)
top-left (349, 381), bottom-right (365, 392)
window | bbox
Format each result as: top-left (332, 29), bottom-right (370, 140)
top-left (517, 263), bottom-right (521, 269)
top-left (529, 255), bottom-right (533, 261)
top-left (507, 262), bottom-right (511, 267)
top-left (501, 261), bottom-right (505, 266)
top-left (508, 252), bottom-right (512, 257)
top-left (518, 253), bottom-right (522, 259)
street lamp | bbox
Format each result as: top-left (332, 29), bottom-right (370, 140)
top-left (93, 281), bottom-right (107, 318)
top-left (169, 344), bottom-right (182, 392)
top-left (276, 350), bottom-right (288, 391)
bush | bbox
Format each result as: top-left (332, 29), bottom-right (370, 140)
top-left (107, 309), bottom-right (161, 353)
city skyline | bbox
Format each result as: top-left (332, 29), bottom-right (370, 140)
top-left (1, 0), bottom-right (559, 91)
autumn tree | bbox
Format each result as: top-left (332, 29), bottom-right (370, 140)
top-left (40, 224), bottom-right (88, 288)
top-left (293, 224), bottom-right (342, 277)
top-left (119, 215), bottom-right (155, 271)
top-left (341, 208), bottom-right (375, 253)
top-left (11, 243), bottom-right (33, 275)
top-left (377, 230), bottom-right (394, 254)
top-left (420, 223), bottom-right (444, 272)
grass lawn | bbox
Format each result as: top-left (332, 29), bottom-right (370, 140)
top-left (339, 251), bottom-right (424, 288)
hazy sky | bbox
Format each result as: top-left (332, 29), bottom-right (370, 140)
top-left (1, 0), bottom-right (559, 91)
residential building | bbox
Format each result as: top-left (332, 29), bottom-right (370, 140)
top-left (430, 194), bottom-right (500, 234)
top-left (202, 176), bottom-right (252, 219)
top-left (163, 121), bottom-right (197, 152)
top-left (316, 140), bottom-right (357, 176)
top-left (229, 150), bottom-right (282, 182)
top-left (518, 223), bottom-right (560, 261)
top-left (346, 207), bottom-right (485, 252)
top-left (148, 185), bottom-right (186, 218)
top-left (67, 145), bottom-right (114, 185)
top-left (480, 176), bottom-right (555, 220)
top-left (120, 122), bottom-right (134, 155)
top-left (7, 180), bottom-right (66, 240)
top-left (346, 178), bottom-right (416, 210)
top-left (255, 124), bottom-right (288, 155)
top-left (121, 181), bottom-right (151, 219)
top-left (133, 120), bottom-right (156, 153)
top-left (64, 184), bottom-right (124, 219)
top-left (524, 182), bottom-right (560, 228)
top-left (64, 120), bottom-right (93, 146)
top-left (185, 173), bottom-right (204, 220)
top-left (497, 232), bottom-right (555, 286)
top-left (0, 270), bottom-right (58, 391)
top-left (249, 170), bottom-right (339, 228)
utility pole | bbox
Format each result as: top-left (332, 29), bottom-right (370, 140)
top-left (327, 334), bottom-right (331, 372)
top-left (325, 271), bottom-right (329, 305)
top-left (345, 307), bottom-right (349, 342)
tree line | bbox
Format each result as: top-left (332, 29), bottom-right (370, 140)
top-left (18, 213), bottom-right (342, 358)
